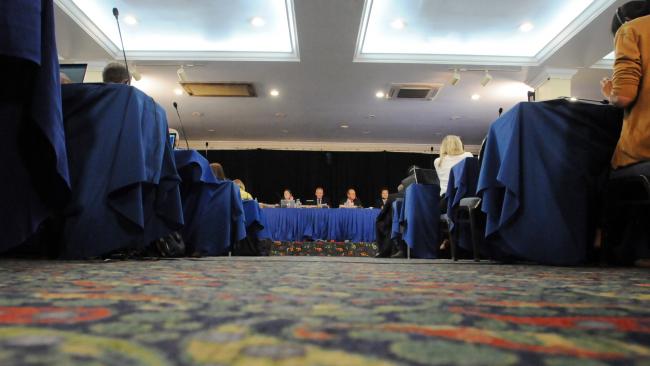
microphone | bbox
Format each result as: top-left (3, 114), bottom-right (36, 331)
top-left (112, 7), bottom-right (131, 84)
top-left (172, 102), bottom-right (191, 150)
top-left (498, 107), bottom-right (503, 117)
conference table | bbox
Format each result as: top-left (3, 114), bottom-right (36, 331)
top-left (1, 0), bottom-right (70, 253)
top-left (60, 83), bottom-right (184, 258)
top-left (478, 99), bottom-right (623, 265)
top-left (446, 157), bottom-right (480, 251)
top-left (174, 150), bottom-right (247, 256)
top-left (262, 207), bottom-right (379, 242)
top-left (391, 184), bottom-right (440, 259)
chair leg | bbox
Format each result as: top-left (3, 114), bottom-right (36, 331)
top-left (468, 207), bottom-right (480, 262)
top-left (448, 220), bottom-right (457, 261)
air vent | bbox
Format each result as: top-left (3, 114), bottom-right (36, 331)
top-left (179, 82), bottom-right (256, 97)
top-left (387, 83), bottom-right (443, 101)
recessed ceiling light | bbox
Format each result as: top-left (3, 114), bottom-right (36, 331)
top-left (174, 88), bottom-right (183, 96)
top-left (471, 94), bottom-right (481, 101)
top-left (519, 22), bottom-right (534, 32)
top-left (362, 131), bottom-right (371, 135)
top-left (123, 15), bottom-right (138, 25)
top-left (207, 129), bottom-right (216, 132)
top-left (251, 16), bottom-right (266, 27)
top-left (281, 129), bottom-right (289, 133)
top-left (340, 124), bottom-right (349, 129)
top-left (274, 112), bottom-right (287, 118)
top-left (390, 19), bottom-right (406, 30)
top-left (191, 112), bottom-right (203, 117)
top-left (270, 89), bottom-right (279, 97)
top-left (375, 91), bottom-right (385, 98)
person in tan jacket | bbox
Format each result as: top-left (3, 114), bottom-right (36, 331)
top-left (601, 1), bottom-right (650, 172)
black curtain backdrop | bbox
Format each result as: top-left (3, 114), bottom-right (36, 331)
top-left (200, 149), bottom-right (436, 207)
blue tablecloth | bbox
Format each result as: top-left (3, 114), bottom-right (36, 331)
top-left (262, 208), bottom-right (379, 242)
top-left (478, 100), bottom-right (623, 265)
top-left (60, 83), bottom-right (183, 258)
top-left (447, 157), bottom-right (480, 250)
top-left (401, 184), bottom-right (440, 259)
top-left (242, 200), bottom-right (272, 240)
top-left (174, 150), bottom-right (246, 256)
top-left (1, 0), bottom-right (70, 253)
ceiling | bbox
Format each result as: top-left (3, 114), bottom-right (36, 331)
top-left (54, 0), bottom-right (624, 150)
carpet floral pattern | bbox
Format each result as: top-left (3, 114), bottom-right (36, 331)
top-left (0, 257), bottom-right (649, 366)
top-left (270, 241), bottom-right (378, 257)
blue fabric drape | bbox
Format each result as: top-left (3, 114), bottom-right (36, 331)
top-left (0, 0), bottom-right (70, 252)
top-left (478, 100), bottom-right (622, 265)
top-left (61, 84), bottom-right (183, 258)
top-left (242, 200), bottom-right (272, 240)
top-left (446, 157), bottom-right (480, 250)
top-left (262, 208), bottom-right (379, 242)
top-left (402, 184), bottom-right (440, 259)
top-left (174, 150), bottom-right (246, 256)
top-left (391, 199), bottom-right (404, 240)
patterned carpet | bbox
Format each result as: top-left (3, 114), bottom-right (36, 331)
top-left (0, 257), bottom-right (648, 366)
top-left (270, 241), bottom-right (378, 257)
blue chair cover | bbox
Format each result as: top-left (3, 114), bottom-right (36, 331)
top-left (60, 84), bottom-right (183, 258)
top-left (0, 0), bottom-right (70, 252)
top-left (242, 200), bottom-right (272, 240)
top-left (402, 184), bottom-right (440, 259)
top-left (174, 150), bottom-right (246, 256)
top-left (447, 157), bottom-right (480, 250)
top-left (262, 208), bottom-right (379, 242)
top-left (478, 100), bottom-right (623, 265)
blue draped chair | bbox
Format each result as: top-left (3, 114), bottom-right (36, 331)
top-left (60, 84), bottom-right (183, 258)
top-left (0, 0), bottom-right (71, 254)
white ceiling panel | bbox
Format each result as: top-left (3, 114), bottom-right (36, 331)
top-left (55, 0), bottom-right (299, 61)
top-left (355, 0), bottom-right (615, 65)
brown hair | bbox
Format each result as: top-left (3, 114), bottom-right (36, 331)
top-left (210, 163), bottom-right (226, 180)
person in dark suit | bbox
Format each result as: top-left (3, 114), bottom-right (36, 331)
top-left (374, 188), bottom-right (389, 209)
top-left (314, 187), bottom-right (330, 207)
top-left (340, 188), bottom-right (362, 208)
top-left (375, 185), bottom-right (407, 258)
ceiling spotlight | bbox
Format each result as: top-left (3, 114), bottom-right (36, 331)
top-left (251, 16), bottom-right (266, 27)
top-left (450, 69), bottom-right (461, 86)
top-left (123, 15), bottom-right (138, 25)
top-left (390, 19), bottom-right (406, 30)
top-left (208, 129), bottom-right (216, 132)
top-left (174, 88), bottom-right (183, 96)
top-left (480, 70), bottom-right (493, 87)
top-left (270, 89), bottom-right (279, 97)
top-left (375, 91), bottom-right (385, 98)
top-left (519, 22), bottom-right (534, 32)
top-left (471, 94), bottom-right (481, 101)
top-left (340, 124), bottom-right (349, 129)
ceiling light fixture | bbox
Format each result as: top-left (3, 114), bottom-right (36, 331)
top-left (480, 70), bottom-right (493, 87)
top-left (270, 89), bottom-right (279, 97)
top-left (251, 16), bottom-right (266, 27)
top-left (390, 19), bottom-right (406, 30)
top-left (174, 88), bottom-right (183, 96)
top-left (519, 22), bottom-right (534, 32)
top-left (471, 94), bottom-right (481, 101)
top-left (123, 15), bottom-right (138, 25)
top-left (450, 69), bottom-right (461, 86)
top-left (340, 124), bottom-right (349, 129)
top-left (375, 91), bottom-right (385, 98)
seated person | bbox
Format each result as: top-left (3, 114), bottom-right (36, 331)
top-left (599, 1), bottom-right (650, 267)
top-left (434, 135), bottom-right (473, 198)
top-left (314, 187), bottom-right (330, 207)
top-left (210, 162), bottom-right (226, 180)
top-left (102, 62), bottom-right (131, 84)
top-left (374, 188), bottom-right (389, 209)
top-left (281, 189), bottom-right (294, 203)
top-left (340, 188), bottom-right (362, 208)
top-left (233, 179), bottom-right (253, 200)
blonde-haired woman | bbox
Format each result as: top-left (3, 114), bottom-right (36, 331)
top-left (434, 135), bottom-right (473, 197)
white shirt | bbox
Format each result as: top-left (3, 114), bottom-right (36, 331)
top-left (434, 152), bottom-right (474, 196)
